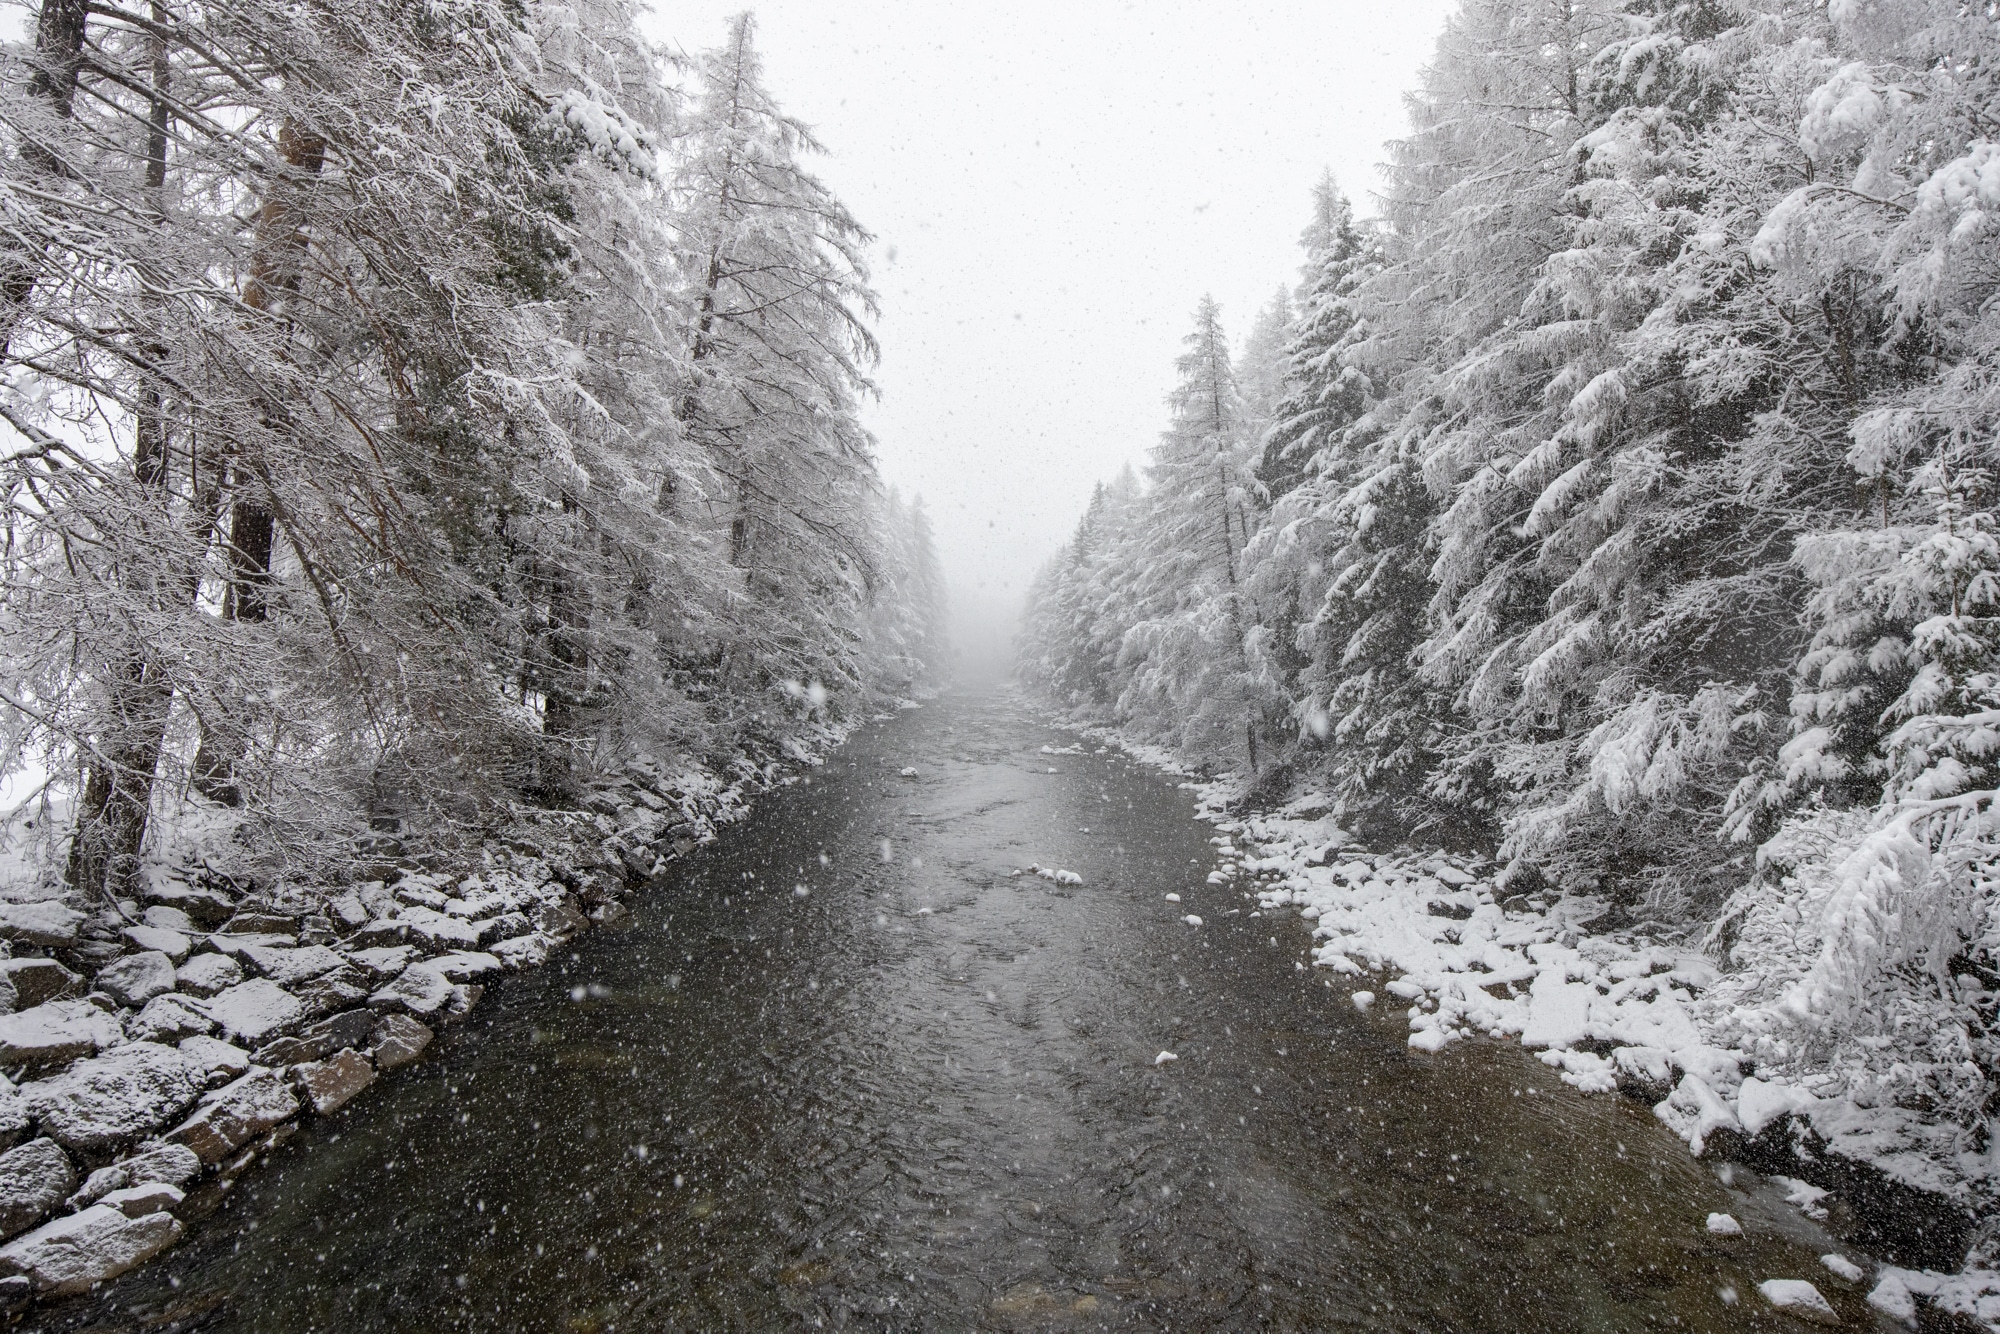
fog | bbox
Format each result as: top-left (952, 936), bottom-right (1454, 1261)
top-left (646, 2), bottom-right (1454, 672)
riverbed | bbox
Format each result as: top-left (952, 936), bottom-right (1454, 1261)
top-left (28, 688), bottom-right (1891, 1331)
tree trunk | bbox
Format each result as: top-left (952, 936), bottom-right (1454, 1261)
top-left (0, 0), bottom-right (93, 353)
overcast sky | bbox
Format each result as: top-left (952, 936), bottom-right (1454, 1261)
top-left (646, 2), bottom-right (1456, 664)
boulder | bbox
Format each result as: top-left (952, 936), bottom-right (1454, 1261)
top-left (342, 946), bottom-right (413, 981)
top-left (349, 920), bottom-right (409, 948)
top-left (252, 1010), bottom-right (374, 1068)
top-left (98, 1181), bottom-right (182, 1218)
top-left (291, 1049), bottom-right (374, 1115)
top-left (174, 952), bottom-right (243, 998)
top-left (0, 903), bottom-right (86, 950)
top-left (0, 1001), bottom-right (123, 1072)
top-left (235, 944), bottom-right (343, 987)
top-left (0, 1203), bottom-right (181, 1295)
top-left (290, 968), bottom-right (369, 1022)
top-left (393, 908), bottom-right (483, 951)
top-left (139, 883), bottom-right (234, 929)
top-left (368, 1014), bottom-right (432, 1071)
top-left (175, 1037), bottom-right (249, 1084)
top-left (121, 1140), bottom-right (201, 1188)
top-left (119, 925), bottom-right (190, 964)
top-left (21, 1043), bottom-right (203, 1154)
top-left (367, 963), bottom-right (452, 1019)
top-left (491, 935), bottom-right (550, 971)
top-left (0, 959), bottom-right (77, 1011)
top-left (164, 1067), bottom-right (297, 1164)
top-left (127, 994), bottom-right (216, 1044)
top-left (429, 952), bottom-right (501, 982)
top-left (0, 1141), bottom-right (73, 1240)
top-left (138, 906), bottom-right (193, 934)
top-left (327, 896), bottom-right (369, 931)
top-left (198, 980), bottom-right (302, 1046)
top-left (94, 951), bottom-right (177, 1008)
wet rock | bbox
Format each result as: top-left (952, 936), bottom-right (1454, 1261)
top-left (138, 906), bottom-right (193, 934)
top-left (0, 1203), bottom-right (181, 1295)
top-left (174, 952), bottom-right (243, 998)
top-left (589, 901), bottom-right (629, 925)
top-left (0, 1141), bottom-right (74, 1239)
top-left (491, 935), bottom-right (550, 971)
top-left (0, 959), bottom-right (79, 1011)
top-left (440, 984), bottom-right (483, 1025)
top-left (95, 951), bottom-right (177, 1008)
top-left (430, 952), bottom-right (501, 982)
top-left (127, 993), bottom-right (217, 1044)
top-left (199, 979), bottom-right (303, 1046)
top-left (176, 1037), bottom-right (250, 1084)
top-left (0, 1274), bottom-right (28, 1314)
top-left (291, 968), bottom-right (369, 1022)
top-left (119, 925), bottom-right (190, 965)
top-left (302, 1009), bottom-right (375, 1053)
top-left (98, 1180), bottom-right (181, 1218)
top-left (0, 903), bottom-right (86, 950)
top-left (368, 1014), bottom-right (432, 1071)
top-left (165, 1067), bottom-right (298, 1164)
top-left (0, 1001), bottom-right (123, 1072)
top-left (367, 963), bottom-right (452, 1019)
top-left (139, 883), bottom-right (233, 929)
top-left (22, 1043), bottom-right (203, 1154)
top-left (235, 944), bottom-right (343, 987)
top-left (534, 899), bottom-right (588, 941)
top-left (342, 946), bottom-right (413, 981)
top-left (291, 1049), bottom-right (374, 1114)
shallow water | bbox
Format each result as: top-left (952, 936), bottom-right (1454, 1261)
top-left (31, 688), bottom-right (1894, 1331)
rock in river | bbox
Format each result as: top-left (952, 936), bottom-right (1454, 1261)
top-left (0, 1140), bottom-right (73, 1240)
top-left (367, 1014), bottom-right (432, 1071)
top-left (0, 1203), bottom-right (181, 1295)
top-left (0, 1001), bottom-right (123, 1072)
top-left (22, 1043), bottom-right (203, 1154)
top-left (94, 951), bottom-right (177, 1008)
top-left (291, 1049), bottom-right (374, 1115)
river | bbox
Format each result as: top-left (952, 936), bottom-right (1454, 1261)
top-left (29, 687), bottom-right (1893, 1331)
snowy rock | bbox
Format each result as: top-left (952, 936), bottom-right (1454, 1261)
top-left (1707, 1212), bottom-right (1742, 1235)
top-left (349, 919), bottom-right (409, 948)
top-left (139, 882), bottom-right (233, 928)
top-left (290, 967), bottom-right (369, 1022)
top-left (1653, 1074), bottom-right (1741, 1157)
top-left (208, 932), bottom-right (295, 959)
top-left (0, 903), bottom-right (86, 949)
top-left (368, 1014), bottom-right (432, 1071)
top-left (138, 907), bottom-right (193, 934)
top-left (490, 935), bottom-right (549, 971)
top-left (235, 944), bottom-right (343, 987)
top-left (342, 946), bottom-right (413, 981)
top-left (1821, 1254), bottom-right (1865, 1282)
top-left (290, 1049), bottom-right (373, 1114)
top-left (22, 1043), bottom-right (203, 1154)
top-left (119, 925), bottom-right (190, 964)
top-left (1182, 915), bottom-right (1203, 927)
top-left (174, 952), bottom-right (242, 998)
top-left (176, 1037), bottom-right (250, 1083)
top-left (327, 895), bottom-right (369, 931)
top-left (1351, 991), bottom-right (1375, 1011)
top-left (0, 959), bottom-right (79, 1011)
top-left (98, 1180), bottom-right (181, 1218)
top-left (218, 913), bottom-right (295, 936)
top-left (252, 1008), bottom-right (373, 1067)
top-left (430, 952), bottom-right (501, 982)
top-left (94, 951), bottom-right (177, 1008)
top-left (1866, 1273), bottom-right (1915, 1322)
top-left (122, 1140), bottom-right (201, 1188)
top-left (0, 1001), bottom-right (123, 1071)
top-left (127, 993), bottom-right (216, 1044)
top-left (198, 979), bottom-right (303, 1046)
top-left (1610, 1046), bottom-right (1676, 1101)
top-left (0, 1141), bottom-right (73, 1239)
top-left (368, 963), bottom-right (452, 1018)
top-left (0, 1203), bottom-right (181, 1295)
top-left (1737, 1077), bottom-right (1818, 1138)
top-left (1757, 1278), bottom-right (1839, 1324)
top-left (533, 899), bottom-right (588, 941)
top-left (165, 1067), bottom-right (298, 1164)
top-left (393, 908), bottom-right (482, 951)
top-left (0, 1085), bottom-right (27, 1152)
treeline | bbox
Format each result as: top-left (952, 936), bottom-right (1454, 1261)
top-left (1023, 0), bottom-right (1998, 986)
top-left (0, 6), bottom-right (946, 896)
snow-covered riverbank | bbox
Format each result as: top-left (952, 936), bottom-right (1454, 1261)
top-left (1073, 722), bottom-right (2000, 1330)
top-left (0, 717), bottom-right (870, 1310)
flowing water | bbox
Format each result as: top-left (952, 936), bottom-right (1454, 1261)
top-left (31, 688), bottom-right (1897, 1332)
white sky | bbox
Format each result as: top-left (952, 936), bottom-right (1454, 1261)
top-left (645, 2), bottom-right (1456, 665)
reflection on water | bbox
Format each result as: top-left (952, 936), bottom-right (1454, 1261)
top-left (29, 690), bottom-right (1895, 1331)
